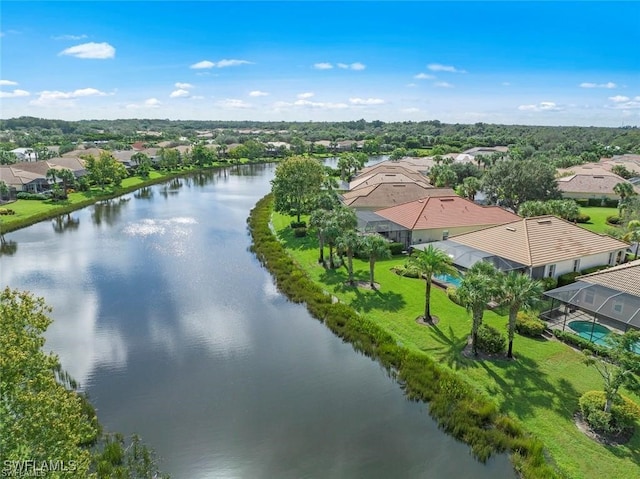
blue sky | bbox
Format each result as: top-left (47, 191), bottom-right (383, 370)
top-left (1, 1), bottom-right (639, 126)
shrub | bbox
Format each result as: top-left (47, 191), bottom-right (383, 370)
top-left (540, 277), bottom-right (558, 291)
top-left (557, 271), bottom-right (580, 287)
top-left (477, 324), bottom-right (506, 355)
top-left (575, 213), bottom-right (590, 223)
top-left (552, 330), bottom-right (610, 358)
top-left (606, 215), bottom-right (621, 225)
top-left (16, 192), bottom-right (49, 200)
top-left (388, 242), bottom-right (404, 255)
top-left (0, 208), bottom-right (15, 215)
top-left (580, 264), bottom-right (610, 275)
top-left (515, 312), bottom-right (546, 337)
top-left (579, 391), bottom-right (640, 435)
top-left (390, 264), bottom-right (420, 278)
top-left (293, 227), bottom-right (307, 237)
top-left (575, 199), bottom-right (589, 207)
top-left (604, 198), bottom-right (619, 208)
top-left (446, 286), bottom-right (462, 305)
top-left (290, 221), bottom-right (306, 228)
top-left (587, 198), bottom-right (601, 207)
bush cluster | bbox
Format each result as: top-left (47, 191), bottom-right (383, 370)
top-left (515, 312), bottom-right (546, 337)
top-left (579, 391), bottom-right (640, 436)
top-left (575, 213), bottom-right (590, 223)
top-left (580, 264), bottom-right (611, 276)
top-left (294, 227), bottom-right (307, 237)
top-left (539, 277), bottom-right (558, 291)
top-left (389, 242), bottom-right (404, 255)
top-left (552, 330), bottom-right (611, 359)
top-left (0, 208), bottom-right (16, 215)
top-left (16, 192), bottom-right (49, 200)
top-left (446, 286), bottom-right (462, 306)
top-left (477, 324), bottom-right (506, 355)
top-left (556, 271), bottom-right (580, 287)
top-left (290, 220), bottom-right (306, 228)
top-left (606, 215), bottom-right (621, 225)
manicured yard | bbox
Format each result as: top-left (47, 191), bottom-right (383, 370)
top-left (272, 212), bottom-right (640, 479)
top-left (577, 206), bottom-right (621, 234)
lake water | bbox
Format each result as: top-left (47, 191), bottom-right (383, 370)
top-left (0, 164), bottom-right (516, 478)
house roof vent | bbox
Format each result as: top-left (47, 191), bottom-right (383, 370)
top-left (506, 226), bottom-right (516, 232)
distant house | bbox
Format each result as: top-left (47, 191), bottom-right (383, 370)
top-left (556, 166), bottom-right (639, 201)
top-left (10, 148), bottom-right (37, 162)
top-left (376, 195), bottom-right (519, 247)
top-left (600, 154), bottom-right (640, 176)
top-left (0, 162), bottom-right (50, 193)
top-left (418, 215), bottom-right (628, 278)
top-left (342, 184), bottom-right (455, 211)
top-left (349, 164), bottom-right (431, 190)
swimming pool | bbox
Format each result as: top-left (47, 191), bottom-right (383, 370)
top-left (433, 273), bottom-right (462, 288)
top-left (567, 320), bottom-right (611, 346)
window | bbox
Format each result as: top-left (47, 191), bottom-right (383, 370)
top-left (442, 230), bottom-right (449, 240)
top-left (547, 264), bottom-right (556, 278)
top-left (608, 252), bottom-right (614, 265)
top-left (573, 259), bottom-right (580, 272)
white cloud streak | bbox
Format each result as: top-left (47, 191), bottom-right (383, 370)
top-left (53, 34), bottom-right (88, 41)
top-left (0, 80), bottom-right (18, 86)
top-left (518, 101), bottom-right (563, 112)
top-left (580, 82), bottom-right (617, 89)
top-left (216, 98), bottom-right (252, 109)
top-left (313, 62), bottom-right (333, 70)
top-left (249, 90), bottom-right (269, 97)
top-left (434, 82), bottom-right (454, 88)
top-left (30, 88), bottom-right (107, 106)
top-left (59, 42), bottom-right (115, 59)
top-left (414, 73), bottom-right (435, 80)
top-left (297, 92), bottom-right (315, 99)
top-left (427, 63), bottom-right (466, 73)
top-left (175, 82), bottom-right (193, 89)
top-left (170, 89), bottom-right (190, 98)
top-left (0, 89), bottom-right (30, 98)
top-left (190, 59), bottom-right (252, 69)
top-left (349, 97), bottom-right (385, 105)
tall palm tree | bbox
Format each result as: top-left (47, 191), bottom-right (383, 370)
top-left (457, 262), bottom-right (498, 355)
top-left (358, 234), bottom-right (391, 289)
top-left (309, 209), bottom-right (331, 265)
top-left (614, 182), bottom-right (635, 215)
top-left (335, 230), bottom-right (361, 285)
top-left (407, 245), bottom-right (459, 323)
top-left (623, 220), bottom-right (640, 260)
top-left (326, 206), bottom-right (357, 269)
top-left (499, 271), bottom-right (543, 359)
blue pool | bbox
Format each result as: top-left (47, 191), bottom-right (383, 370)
top-left (568, 320), bottom-right (611, 345)
top-left (433, 273), bottom-right (462, 288)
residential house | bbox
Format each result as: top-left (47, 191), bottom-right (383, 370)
top-left (349, 164), bottom-right (431, 190)
top-left (10, 148), bottom-right (37, 162)
top-left (376, 195), bottom-right (519, 247)
top-left (556, 165), bottom-right (639, 201)
top-left (422, 215), bottom-right (628, 278)
top-left (342, 184), bottom-right (455, 211)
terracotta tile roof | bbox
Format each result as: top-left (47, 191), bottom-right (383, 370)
top-left (557, 173), bottom-right (639, 195)
top-left (375, 196), bottom-right (519, 230)
top-left (450, 215), bottom-right (628, 267)
top-left (579, 260), bottom-right (640, 297)
top-left (341, 184), bottom-right (454, 208)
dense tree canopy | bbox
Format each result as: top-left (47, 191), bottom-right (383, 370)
top-left (271, 156), bottom-right (325, 222)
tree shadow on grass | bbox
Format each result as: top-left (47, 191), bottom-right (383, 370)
top-left (276, 227), bottom-right (316, 251)
top-left (421, 323), bottom-right (470, 369)
top-left (348, 287), bottom-right (406, 313)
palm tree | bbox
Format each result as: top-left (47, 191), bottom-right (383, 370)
top-left (499, 271), bottom-right (543, 359)
top-left (457, 262), bottom-right (498, 355)
top-left (325, 206), bottom-right (357, 269)
top-left (623, 220), bottom-right (640, 260)
top-left (358, 234), bottom-right (391, 289)
top-left (309, 209), bottom-right (331, 265)
top-left (614, 182), bottom-right (635, 215)
top-left (335, 230), bottom-right (361, 285)
top-left (56, 169), bottom-right (76, 198)
top-left (406, 245), bottom-right (458, 323)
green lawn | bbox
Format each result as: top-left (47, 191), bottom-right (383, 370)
top-left (273, 212), bottom-right (640, 479)
top-left (578, 206), bottom-right (621, 234)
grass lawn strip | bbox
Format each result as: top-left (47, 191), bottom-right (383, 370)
top-left (271, 209), bottom-right (640, 479)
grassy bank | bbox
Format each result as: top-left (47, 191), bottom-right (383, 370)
top-left (249, 194), bottom-right (565, 479)
top-left (577, 206), bottom-right (620, 235)
top-left (0, 159), bottom-right (269, 234)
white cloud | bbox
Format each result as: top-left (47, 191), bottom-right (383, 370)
top-left (127, 98), bottom-right (162, 110)
top-left (607, 96), bottom-right (640, 110)
top-left (297, 92), bottom-right (315, 99)
top-left (427, 63), bottom-right (466, 73)
top-left (191, 60), bottom-right (215, 69)
top-left (609, 95), bottom-right (630, 103)
top-left (0, 80), bottom-right (18, 86)
top-left (402, 107), bottom-right (420, 113)
top-left (145, 98), bottom-right (161, 107)
top-left (170, 89), bottom-right (190, 98)
top-left (518, 101), bottom-right (563, 112)
top-left (0, 89), bottom-right (30, 98)
top-left (336, 62), bottom-right (366, 70)
top-left (349, 97), bottom-right (385, 105)
top-left (30, 88), bottom-right (107, 106)
top-left (191, 59), bottom-right (252, 69)
top-left (313, 62), bottom-right (333, 70)
top-left (53, 34), bottom-right (87, 41)
top-left (216, 98), bottom-right (252, 109)
top-left (434, 81), bottom-right (454, 88)
top-left (191, 95), bottom-right (205, 100)
top-left (249, 90), bottom-right (269, 97)
top-left (414, 73), bottom-right (435, 80)
top-left (293, 99), bottom-right (348, 109)
top-left (580, 82), bottom-right (617, 89)
top-left (175, 82), bottom-right (193, 89)
top-left (59, 42), bottom-right (115, 59)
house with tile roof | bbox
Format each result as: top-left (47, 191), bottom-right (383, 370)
top-left (555, 165), bottom-right (639, 201)
top-left (424, 215), bottom-right (628, 278)
top-left (348, 164), bottom-right (431, 191)
top-left (374, 195), bottom-right (520, 247)
top-left (342, 184), bottom-right (455, 211)
top-left (543, 259), bottom-right (640, 333)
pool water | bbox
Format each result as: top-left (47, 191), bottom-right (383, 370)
top-left (568, 320), bottom-right (610, 345)
top-left (433, 273), bottom-right (462, 288)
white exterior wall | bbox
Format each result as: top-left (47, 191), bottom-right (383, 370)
top-left (541, 250), bottom-right (625, 278)
top-left (560, 191), bottom-right (619, 201)
top-left (412, 224), bottom-right (498, 244)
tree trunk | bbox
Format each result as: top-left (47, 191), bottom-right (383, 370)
top-left (507, 340), bottom-right (514, 359)
top-left (369, 258), bottom-right (375, 288)
top-left (347, 251), bottom-right (354, 285)
top-left (329, 244), bottom-right (334, 269)
top-left (472, 331), bottom-right (478, 356)
top-left (425, 279), bottom-right (432, 322)
top-left (318, 236), bottom-right (325, 264)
